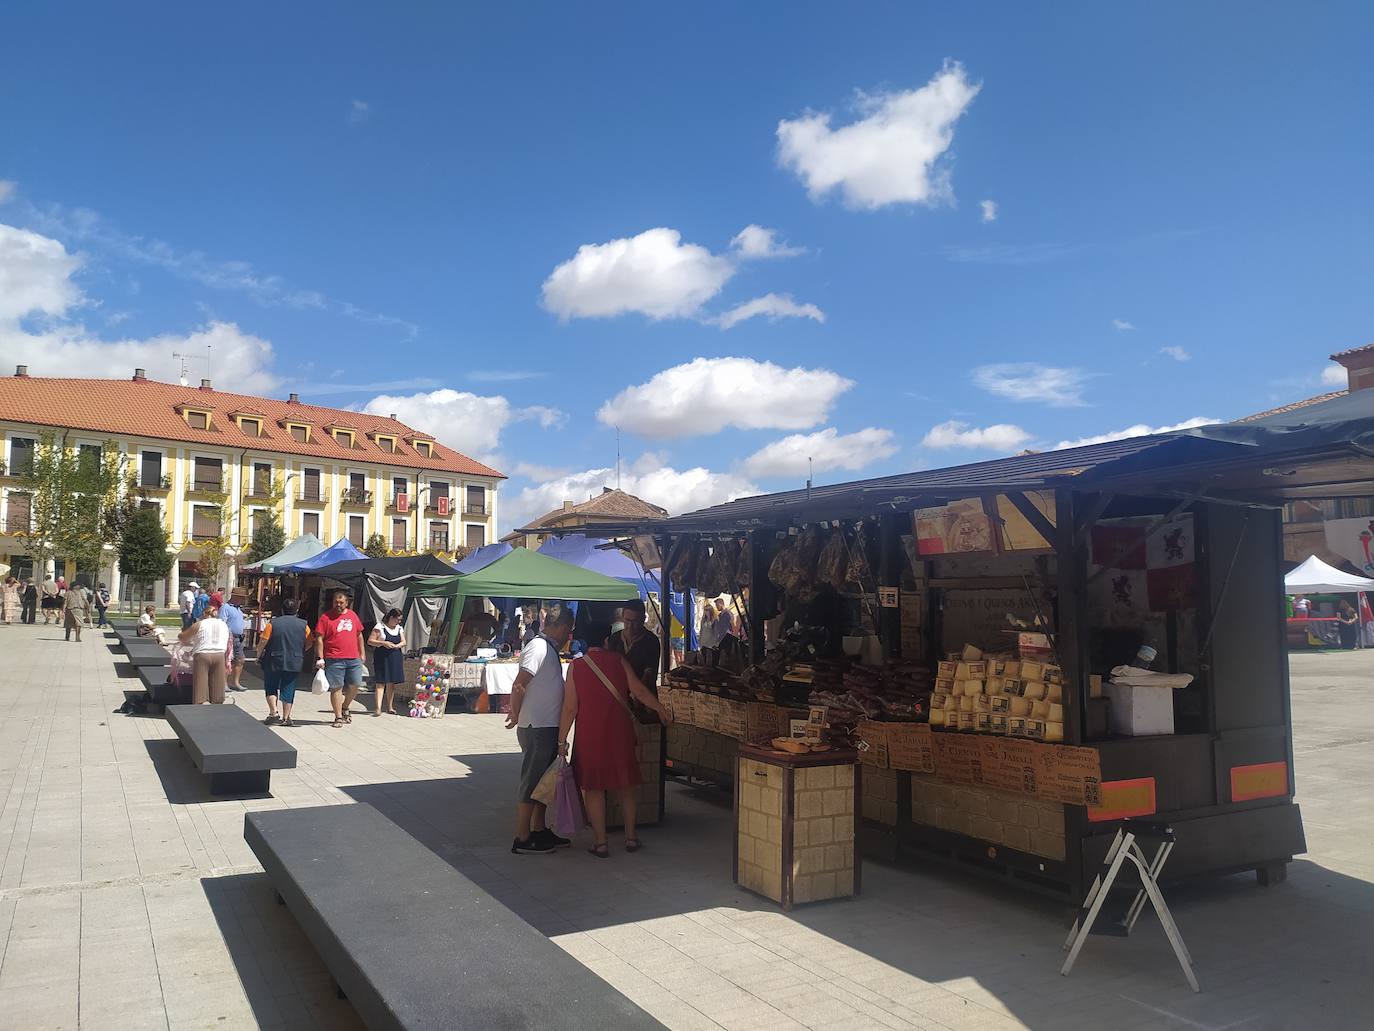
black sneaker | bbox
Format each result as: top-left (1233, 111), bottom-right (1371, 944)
top-left (533, 828), bottom-right (571, 849)
top-left (511, 836), bottom-right (555, 855)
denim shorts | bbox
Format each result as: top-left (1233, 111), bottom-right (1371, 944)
top-left (231, 634), bottom-right (245, 662)
top-left (323, 657), bottom-right (365, 689)
top-left (262, 667), bottom-right (300, 703)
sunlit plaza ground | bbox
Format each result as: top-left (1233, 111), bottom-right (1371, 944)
top-left (2, 626), bottom-right (1372, 1030)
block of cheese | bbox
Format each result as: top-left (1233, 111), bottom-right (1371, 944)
top-left (958, 694), bottom-right (976, 713)
top-left (1043, 664), bottom-right (1064, 685)
top-left (1020, 660), bottom-right (1045, 682)
top-left (929, 708), bottom-right (947, 726)
top-left (989, 713), bottom-right (1009, 734)
top-left (1008, 716), bottom-right (1029, 737)
top-left (1046, 683), bottom-right (1063, 704)
top-left (1002, 660), bottom-right (1021, 679)
top-left (958, 711), bottom-right (978, 731)
top-left (930, 691), bottom-right (952, 710)
top-left (1025, 719), bottom-right (1047, 740)
top-left (974, 694), bottom-right (992, 714)
top-left (1002, 678), bottom-right (1026, 697)
top-left (1047, 702), bottom-right (1064, 723)
top-left (960, 679), bottom-right (985, 697)
top-left (961, 643), bottom-right (984, 661)
top-left (937, 660), bottom-right (956, 678)
top-left (976, 712), bottom-right (993, 732)
top-left (1044, 720), bottom-right (1064, 743)
top-left (990, 694), bottom-right (1011, 714)
top-left (985, 676), bottom-right (1004, 693)
top-left (1089, 674), bottom-right (1103, 698)
top-left (935, 677), bottom-right (956, 694)
top-left (1008, 696), bottom-right (1033, 716)
top-left (1030, 700), bottom-right (1051, 720)
top-left (1022, 680), bottom-right (1048, 701)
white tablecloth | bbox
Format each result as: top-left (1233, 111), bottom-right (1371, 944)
top-left (481, 660), bottom-right (572, 695)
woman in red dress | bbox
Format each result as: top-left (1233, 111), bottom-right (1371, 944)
top-left (558, 622), bottom-right (670, 858)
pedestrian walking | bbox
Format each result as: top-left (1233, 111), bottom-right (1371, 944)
top-left (93, 582), bottom-right (110, 627)
top-left (508, 602), bottom-right (575, 855)
top-left (259, 599), bottom-right (309, 727)
top-left (367, 608), bottom-right (406, 716)
top-left (178, 601), bottom-right (230, 704)
top-left (191, 585), bottom-right (211, 621)
top-left (63, 582), bottom-right (90, 641)
top-left (21, 579), bottom-right (37, 624)
top-left (314, 590), bottom-right (366, 728)
top-left (219, 593), bottom-right (247, 690)
top-left (39, 574), bottom-right (59, 623)
top-left (180, 581), bottom-right (197, 628)
top-left (1, 576), bottom-right (18, 625)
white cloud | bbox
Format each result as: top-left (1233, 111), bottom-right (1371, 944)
top-left (541, 227), bottom-right (734, 321)
top-left (776, 61), bottom-right (980, 210)
top-left (349, 99), bottom-right (371, 124)
top-left (0, 223), bottom-right (280, 393)
top-left (714, 293), bottom-right (825, 330)
top-left (0, 181), bottom-right (16, 204)
top-left (503, 460), bottom-right (758, 532)
top-left (1160, 346), bottom-right (1190, 362)
top-left (972, 363), bottom-right (1089, 407)
top-left (979, 200), bottom-right (997, 223)
top-left (920, 420), bottom-right (1031, 451)
top-left (1113, 319), bottom-right (1136, 331)
top-left (469, 370), bottom-right (547, 383)
top-left (730, 224), bottom-right (806, 259)
top-left (361, 388), bottom-right (563, 462)
top-left (1054, 417), bottom-right (1218, 451)
top-left (597, 357), bottom-right (853, 439)
top-left (1321, 365), bottom-right (1347, 386)
top-left (742, 427), bottom-right (897, 478)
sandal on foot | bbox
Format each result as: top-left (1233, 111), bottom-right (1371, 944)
top-left (332, 718), bottom-right (345, 728)
top-left (625, 839), bottom-right (642, 853)
top-left (342, 713), bottom-right (352, 724)
top-left (588, 844), bottom-right (609, 859)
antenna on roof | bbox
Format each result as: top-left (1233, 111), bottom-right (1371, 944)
top-left (807, 457), bottom-right (813, 501)
top-left (615, 426), bottom-right (621, 490)
top-left (171, 352), bottom-right (191, 386)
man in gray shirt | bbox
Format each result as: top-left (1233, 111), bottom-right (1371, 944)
top-left (507, 603), bottom-right (576, 854)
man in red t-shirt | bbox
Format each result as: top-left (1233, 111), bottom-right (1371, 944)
top-left (315, 589), bottom-right (367, 728)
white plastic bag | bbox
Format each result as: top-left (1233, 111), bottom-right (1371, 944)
top-left (311, 668), bottom-right (329, 695)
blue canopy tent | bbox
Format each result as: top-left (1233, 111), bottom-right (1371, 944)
top-left (454, 542), bottom-right (513, 573)
top-left (278, 537), bottom-right (367, 573)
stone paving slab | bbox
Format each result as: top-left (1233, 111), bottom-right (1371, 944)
top-left (2, 621), bottom-right (1374, 1029)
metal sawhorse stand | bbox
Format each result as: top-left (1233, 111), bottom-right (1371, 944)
top-left (1062, 821), bottom-right (1200, 992)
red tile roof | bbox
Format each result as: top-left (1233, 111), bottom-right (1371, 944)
top-left (0, 375), bottom-right (504, 479)
top-left (512, 489), bottom-right (668, 536)
top-left (1330, 342), bottom-right (1374, 360)
top-left (1237, 390), bottom-right (1347, 423)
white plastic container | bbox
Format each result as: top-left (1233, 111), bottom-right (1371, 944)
top-left (1104, 682), bottom-right (1175, 736)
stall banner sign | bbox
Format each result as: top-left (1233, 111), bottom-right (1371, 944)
top-left (995, 492), bottom-right (1057, 551)
top-left (855, 720), bottom-right (890, 768)
top-left (942, 589), bottom-right (1042, 657)
top-left (1230, 761), bottom-right (1289, 802)
top-left (978, 738), bottom-right (1041, 795)
top-left (886, 723), bottom-right (936, 773)
top-left (932, 732), bottom-right (985, 785)
top-left (914, 498), bottom-right (996, 556)
top-left (717, 700), bottom-right (748, 741)
top-left (1034, 744), bottom-right (1103, 805)
top-left (1089, 514), bottom-right (1197, 621)
top-left (746, 702), bottom-right (784, 744)
top-left (695, 694), bottom-right (721, 734)
top-left (1087, 777), bottom-right (1157, 822)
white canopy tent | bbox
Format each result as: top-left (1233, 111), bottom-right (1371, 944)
top-left (1284, 555), bottom-right (1374, 594)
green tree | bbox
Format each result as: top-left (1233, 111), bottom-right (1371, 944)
top-left (21, 436), bottom-right (124, 580)
top-left (119, 507), bottom-right (173, 608)
top-left (364, 532), bottom-right (389, 559)
top-left (244, 515), bottom-right (287, 565)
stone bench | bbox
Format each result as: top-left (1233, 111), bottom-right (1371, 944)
top-left (166, 704), bottom-right (296, 796)
top-left (244, 804), bottom-right (665, 1031)
top-left (122, 638), bottom-right (170, 666)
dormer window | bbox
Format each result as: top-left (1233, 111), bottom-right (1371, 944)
top-left (179, 406), bottom-right (212, 430)
top-left (415, 440), bottom-right (433, 458)
top-left (333, 429), bottom-right (355, 449)
top-left (286, 422), bottom-right (311, 443)
top-left (374, 434), bottom-right (396, 454)
top-left (237, 417), bottom-right (262, 437)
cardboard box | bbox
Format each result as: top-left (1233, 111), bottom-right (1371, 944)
top-left (1104, 682), bottom-right (1175, 736)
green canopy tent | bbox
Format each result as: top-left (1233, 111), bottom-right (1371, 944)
top-left (408, 546), bottom-right (641, 652)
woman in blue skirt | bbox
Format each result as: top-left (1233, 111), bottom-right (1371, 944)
top-left (368, 608), bottom-right (407, 716)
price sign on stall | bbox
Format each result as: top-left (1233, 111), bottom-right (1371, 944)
top-left (878, 586), bottom-right (900, 608)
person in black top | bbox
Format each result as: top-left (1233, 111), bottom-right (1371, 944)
top-left (260, 598), bottom-right (309, 727)
top-left (20, 579), bottom-right (38, 624)
top-left (608, 599), bottom-right (661, 692)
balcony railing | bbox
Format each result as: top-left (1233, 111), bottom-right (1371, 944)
top-left (3, 516), bottom-right (31, 534)
top-left (186, 478), bottom-right (229, 497)
top-left (297, 487), bottom-right (330, 504)
top-left (462, 501), bottom-right (488, 516)
top-left (190, 522), bottom-right (222, 542)
top-left (138, 474), bottom-right (172, 490)
top-left (246, 483), bottom-right (274, 499)
top-left (390, 537), bottom-right (415, 553)
top-left (428, 535), bottom-right (450, 551)
top-left (387, 493), bottom-right (411, 511)
top-left (341, 487), bottom-right (373, 506)
top-left (425, 497), bottom-right (451, 514)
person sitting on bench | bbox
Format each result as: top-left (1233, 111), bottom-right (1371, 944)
top-left (137, 605), bottom-right (167, 646)
top-left (178, 600), bottom-right (230, 704)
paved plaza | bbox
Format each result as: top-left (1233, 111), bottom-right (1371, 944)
top-left (1, 625), bottom-right (1372, 1031)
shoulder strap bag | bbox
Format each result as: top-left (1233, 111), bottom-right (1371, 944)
top-left (580, 653), bottom-right (638, 745)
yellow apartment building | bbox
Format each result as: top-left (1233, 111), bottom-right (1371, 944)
top-left (0, 366), bottom-right (503, 605)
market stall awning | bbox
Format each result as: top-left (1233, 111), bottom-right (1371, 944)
top-left (298, 552), bottom-right (456, 581)
top-left (410, 547), bottom-right (642, 603)
top-left (454, 542), bottom-right (513, 573)
top-left (278, 537), bottom-right (367, 573)
top-left (1284, 555), bottom-right (1374, 594)
top-left (239, 533), bottom-right (325, 573)
top-left (536, 534), bottom-right (661, 596)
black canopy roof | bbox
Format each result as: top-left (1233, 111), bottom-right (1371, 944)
top-left (306, 553), bottom-right (456, 582)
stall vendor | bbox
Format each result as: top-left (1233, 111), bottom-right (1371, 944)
top-left (608, 598), bottom-right (661, 690)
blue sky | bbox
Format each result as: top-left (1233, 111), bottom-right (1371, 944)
top-left (2, 2), bottom-right (1372, 530)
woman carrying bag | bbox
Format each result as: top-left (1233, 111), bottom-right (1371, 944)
top-left (556, 621), bottom-right (670, 858)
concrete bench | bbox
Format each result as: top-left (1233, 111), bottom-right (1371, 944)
top-left (244, 804), bottom-right (664, 1031)
top-left (123, 639), bottom-right (171, 666)
top-left (138, 666), bottom-right (192, 707)
top-left (166, 704), bottom-right (296, 796)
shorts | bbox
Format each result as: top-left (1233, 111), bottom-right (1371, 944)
top-left (231, 634), bottom-right (245, 663)
top-left (262, 667), bottom-right (299, 704)
top-left (323, 657), bottom-right (365, 690)
top-left (516, 726), bottom-right (560, 805)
